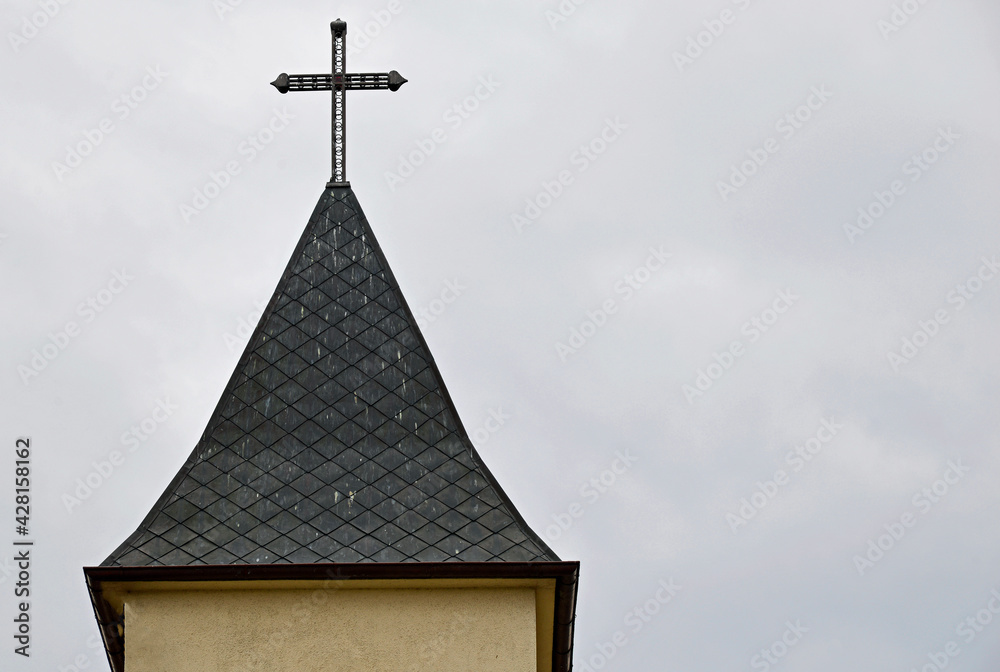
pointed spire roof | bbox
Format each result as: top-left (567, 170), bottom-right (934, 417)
top-left (104, 186), bottom-right (557, 566)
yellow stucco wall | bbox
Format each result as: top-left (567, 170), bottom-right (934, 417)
top-left (123, 584), bottom-right (537, 672)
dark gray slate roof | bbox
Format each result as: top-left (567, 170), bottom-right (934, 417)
top-left (103, 186), bottom-right (557, 566)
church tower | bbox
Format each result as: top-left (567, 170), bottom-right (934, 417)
top-left (84, 19), bottom-right (578, 672)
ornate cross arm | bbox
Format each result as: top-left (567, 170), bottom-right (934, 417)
top-left (270, 71), bottom-right (407, 93)
top-left (270, 19), bottom-right (407, 187)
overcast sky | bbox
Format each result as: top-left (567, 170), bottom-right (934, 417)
top-left (3, 0), bottom-right (1000, 670)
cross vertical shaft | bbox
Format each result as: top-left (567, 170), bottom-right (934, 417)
top-left (331, 20), bottom-right (347, 186)
top-left (270, 18), bottom-right (407, 187)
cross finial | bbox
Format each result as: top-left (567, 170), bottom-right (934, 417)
top-left (271, 19), bottom-right (407, 187)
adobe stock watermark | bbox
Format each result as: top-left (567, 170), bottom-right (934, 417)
top-left (511, 117), bottom-right (627, 233)
top-left (683, 288), bottom-right (799, 403)
top-left (17, 269), bottom-right (135, 385)
top-left (0, 554), bottom-right (14, 587)
top-left (887, 255), bottom-right (998, 372)
top-left (906, 587), bottom-right (1000, 672)
top-left (219, 2), bottom-right (409, 49)
top-left (414, 278), bottom-right (465, 330)
top-left (384, 75), bottom-right (500, 192)
top-left (750, 620), bottom-right (809, 671)
top-left (726, 417), bottom-right (844, 533)
top-left (853, 459), bottom-right (969, 576)
top-left (51, 65), bottom-right (169, 181)
top-left (8, 0), bottom-right (72, 52)
top-left (576, 577), bottom-right (681, 672)
top-left (545, 449), bottom-right (638, 541)
top-left (243, 567), bottom-right (350, 672)
top-left (717, 85), bottom-right (833, 201)
top-left (179, 107), bottom-right (295, 222)
top-left (468, 407), bottom-right (510, 447)
top-left (554, 246), bottom-right (669, 362)
top-left (877, 0), bottom-right (935, 39)
top-left (223, 298), bottom-right (269, 354)
top-left (416, 609), bottom-right (480, 663)
top-left (62, 397), bottom-right (178, 513)
top-left (544, 0), bottom-right (588, 31)
top-left (215, 1), bottom-right (407, 53)
top-left (672, 0), bottom-right (755, 73)
top-left (212, 0), bottom-right (243, 20)
top-left (843, 127), bottom-right (959, 244)
top-left (54, 635), bottom-right (105, 672)
top-left (347, 2), bottom-right (405, 55)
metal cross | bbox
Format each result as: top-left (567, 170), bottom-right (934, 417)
top-left (271, 19), bottom-right (407, 187)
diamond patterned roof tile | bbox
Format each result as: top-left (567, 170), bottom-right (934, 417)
top-left (102, 186), bottom-right (557, 567)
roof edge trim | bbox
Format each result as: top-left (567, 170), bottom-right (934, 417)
top-left (84, 561), bottom-right (578, 672)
